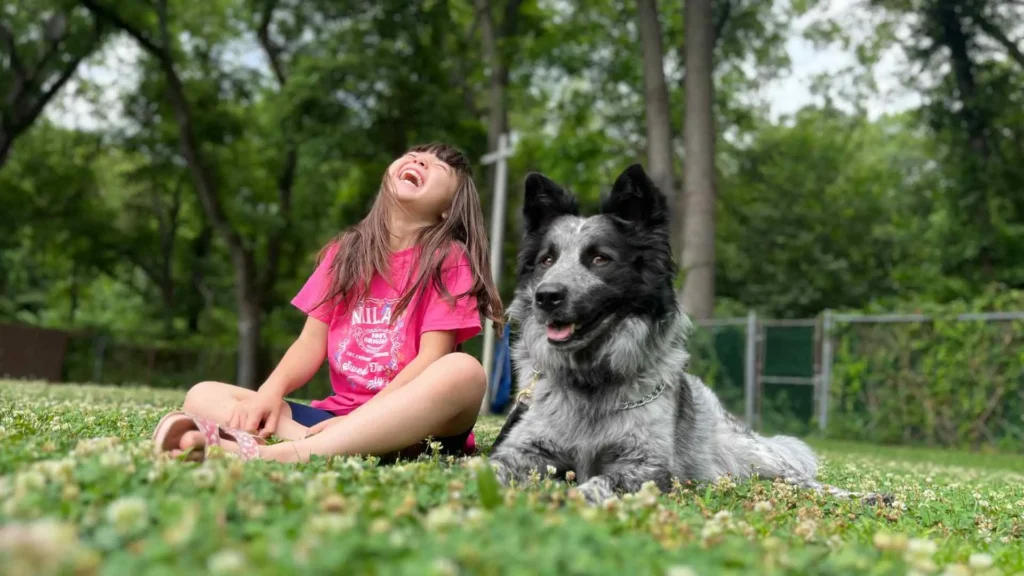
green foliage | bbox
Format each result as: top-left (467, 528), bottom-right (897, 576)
top-left (3, 381), bottom-right (1024, 574)
top-left (716, 108), bottom-right (939, 318)
top-left (828, 289), bottom-right (1024, 451)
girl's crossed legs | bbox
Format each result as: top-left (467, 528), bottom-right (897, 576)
top-left (172, 352), bottom-right (486, 463)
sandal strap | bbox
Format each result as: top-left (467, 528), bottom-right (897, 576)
top-left (219, 426), bottom-right (262, 460)
top-left (183, 412), bottom-right (222, 449)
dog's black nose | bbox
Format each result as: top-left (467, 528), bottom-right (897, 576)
top-left (535, 284), bottom-right (567, 312)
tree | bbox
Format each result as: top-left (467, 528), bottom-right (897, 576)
top-left (716, 108), bottom-right (940, 317)
top-left (475, 0), bottom-right (525, 156)
top-left (842, 0), bottom-right (1024, 293)
top-left (680, 0), bottom-right (717, 319)
top-left (0, 122), bottom-right (121, 323)
top-left (0, 1), bottom-right (105, 167)
top-left (635, 0), bottom-right (681, 258)
top-left (78, 0), bottom-right (308, 388)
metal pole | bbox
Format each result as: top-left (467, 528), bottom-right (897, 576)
top-left (480, 133), bottom-right (512, 413)
top-left (743, 310), bottom-right (757, 428)
top-left (818, 309), bottom-right (834, 432)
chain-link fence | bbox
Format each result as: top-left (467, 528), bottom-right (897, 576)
top-left (822, 310), bottom-right (1024, 451)
top-left (689, 310), bottom-right (1024, 450)
top-left (690, 315), bottom-right (821, 437)
top-left (5, 310), bottom-right (1024, 450)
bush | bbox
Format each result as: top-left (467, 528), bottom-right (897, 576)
top-left (827, 288), bottom-right (1024, 451)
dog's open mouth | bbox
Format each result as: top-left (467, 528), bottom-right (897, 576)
top-left (546, 323), bottom-right (575, 342)
top-left (545, 313), bottom-right (610, 345)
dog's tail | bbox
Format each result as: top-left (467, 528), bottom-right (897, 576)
top-left (763, 435), bottom-right (818, 478)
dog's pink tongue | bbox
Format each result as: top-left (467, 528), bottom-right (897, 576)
top-left (546, 324), bottom-right (575, 341)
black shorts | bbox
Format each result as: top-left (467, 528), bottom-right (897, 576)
top-left (284, 400), bottom-right (472, 462)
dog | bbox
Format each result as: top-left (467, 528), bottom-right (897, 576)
top-left (488, 164), bottom-right (882, 506)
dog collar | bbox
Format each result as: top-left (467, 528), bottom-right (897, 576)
top-left (515, 369), bottom-right (667, 411)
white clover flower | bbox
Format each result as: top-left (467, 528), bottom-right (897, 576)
top-left (207, 549), bottom-right (246, 575)
top-left (665, 566), bottom-right (699, 576)
top-left (99, 450), bottom-right (130, 469)
top-left (464, 457), bottom-right (486, 472)
top-left (0, 519), bottom-right (81, 573)
top-left (754, 501), bottom-right (774, 513)
top-left (61, 483), bottom-right (80, 501)
top-left (106, 496), bottom-right (149, 537)
top-left (700, 521), bottom-right (724, 540)
top-left (370, 518), bottom-right (391, 534)
top-left (308, 513), bottom-right (356, 535)
top-left (967, 553), bottom-right (994, 570)
top-left (191, 467), bottom-right (216, 489)
top-left (341, 458), bottom-right (365, 472)
top-left (430, 557), bottom-right (459, 576)
top-left (306, 471), bottom-right (340, 500)
top-left (546, 465), bottom-right (557, 477)
top-left (939, 564), bottom-right (970, 576)
top-left (14, 470), bottom-right (46, 494)
top-left (905, 538), bottom-right (937, 561)
top-left (794, 519), bottom-right (817, 540)
top-left (164, 505), bottom-right (198, 547)
top-left (425, 506), bottom-right (459, 530)
top-left (388, 530), bottom-right (408, 548)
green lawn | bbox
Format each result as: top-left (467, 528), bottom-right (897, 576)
top-left (1, 381), bottom-right (1021, 575)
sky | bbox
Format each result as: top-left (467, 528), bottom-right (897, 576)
top-left (48, 0), bottom-right (921, 133)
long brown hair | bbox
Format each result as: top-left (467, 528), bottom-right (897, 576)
top-left (314, 143), bottom-right (503, 328)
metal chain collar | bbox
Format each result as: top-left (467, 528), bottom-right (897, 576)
top-left (515, 369), bottom-right (667, 411)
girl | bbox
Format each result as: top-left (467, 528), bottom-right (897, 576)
top-left (152, 143), bottom-right (502, 463)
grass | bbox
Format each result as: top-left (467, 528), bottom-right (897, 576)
top-left (1, 381), bottom-right (1022, 575)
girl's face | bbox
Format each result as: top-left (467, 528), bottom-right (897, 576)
top-left (387, 151), bottom-right (459, 221)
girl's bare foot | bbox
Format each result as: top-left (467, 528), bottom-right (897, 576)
top-left (153, 412), bottom-right (261, 460)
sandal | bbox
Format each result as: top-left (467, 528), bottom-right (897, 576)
top-left (152, 411), bottom-right (263, 461)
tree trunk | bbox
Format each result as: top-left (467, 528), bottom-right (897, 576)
top-left (933, 0), bottom-right (993, 274)
top-left (476, 0), bottom-right (507, 156)
top-left (680, 0), bottom-right (717, 320)
top-left (0, 130), bottom-right (12, 168)
top-left (934, 1), bottom-right (988, 159)
top-left (236, 265), bottom-right (262, 391)
top-left (635, 0), bottom-right (681, 259)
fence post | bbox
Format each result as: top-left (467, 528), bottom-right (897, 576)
top-left (818, 309), bottom-right (834, 433)
top-left (744, 310), bottom-right (757, 428)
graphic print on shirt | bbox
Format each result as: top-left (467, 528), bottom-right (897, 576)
top-left (331, 298), bottom-right (407, 391)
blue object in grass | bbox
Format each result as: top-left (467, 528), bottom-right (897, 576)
top-left (489, 322), bottom-right (514, 414)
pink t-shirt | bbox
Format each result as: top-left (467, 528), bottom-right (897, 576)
top-left (291, 243), bottom-right (482, 420)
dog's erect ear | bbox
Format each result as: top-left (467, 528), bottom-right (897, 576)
top-left (601, 164), bottom-right (668, 226)
top-left (523, 172), bottom-right (578, 232)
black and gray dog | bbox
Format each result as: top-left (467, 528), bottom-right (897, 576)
top-left (488, 164), bottom-right (877, 506)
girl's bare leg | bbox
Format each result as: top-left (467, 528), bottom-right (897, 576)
top-left (179, 381), bottom-right (310, 442)
top-left (180, 353), bottom-right (485, 462)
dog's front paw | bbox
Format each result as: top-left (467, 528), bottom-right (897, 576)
top-left (575, 477), bottom-right (615, 506)
top-left (861, 492), bottom-right (896, 507)
top-left (489, 459), bottom-right (513, 487)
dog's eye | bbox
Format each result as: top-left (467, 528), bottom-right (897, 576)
top-left (591, 255), bottom-right (609, 265)
top-left (540, 255), bottom-right (555, 267)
